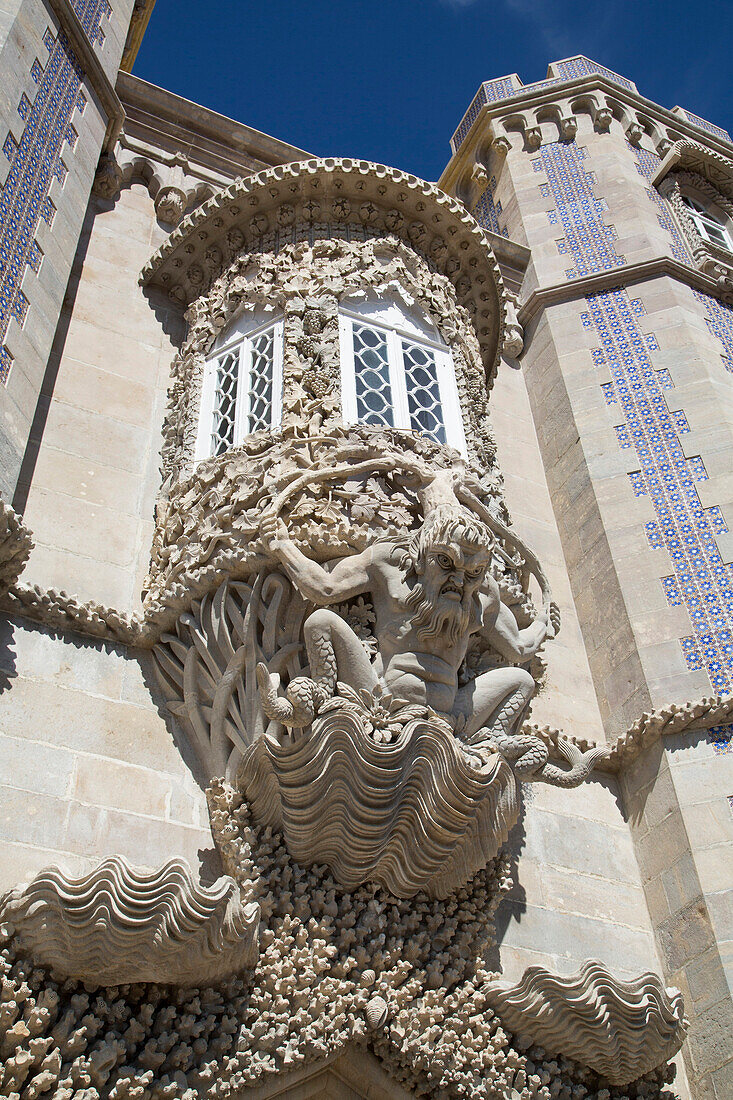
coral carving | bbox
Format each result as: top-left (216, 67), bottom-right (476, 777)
top-left (485, 961), bottom-right (686, 1087)
top-left (239, 695), bottom-right (519, 899)
top-left (0, 856), bottom-right (259, 986)
top-left (0, 497), bottom-right (33, 597)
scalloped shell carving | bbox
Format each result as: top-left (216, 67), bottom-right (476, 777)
top-left (485, 961), bottom-right (686, 1086)
top-left (1, 856), bottom-right (259, 986)
top-left (239, 709), bottom-right (519, 899)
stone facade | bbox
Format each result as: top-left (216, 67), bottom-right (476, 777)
top-left (0, 20), bottom-right (730, 1100)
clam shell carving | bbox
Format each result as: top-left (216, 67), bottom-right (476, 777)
top-left (485, 961), bottom-right (686, 1086)
top-left (239, 708), bottom-right (519, 899)
top-left (1, 856), bottom-right (259, 986)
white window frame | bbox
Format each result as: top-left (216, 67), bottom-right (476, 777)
top-left (680, 193), bottom-right (733, 252)
top-left (195, 313), bottom-right (284, 461)
top-left (338, 300), bottom-right (467, 455)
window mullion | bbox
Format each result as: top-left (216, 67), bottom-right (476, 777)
top-left (233, 338), bottom-right (250, 445)
top-left (389, 329), bottom-right (409, 430)
top-left (340, 315), bottom-right (357, 424)
top-left (271, 321), bottom-right (283, 429)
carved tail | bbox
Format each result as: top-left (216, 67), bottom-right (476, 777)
top-left (256, 664), bottom-right (324, 730)
top-left (537, 739), bottom-right (609, 788)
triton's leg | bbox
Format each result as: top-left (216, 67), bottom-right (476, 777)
top-left (454, 666), bottom-right (536, 739)
top-left (303, 609), bottom-right (378, 694)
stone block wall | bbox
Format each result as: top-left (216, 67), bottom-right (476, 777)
top-left (0, 614), bottom-right (212, 894)
top-left (17, 180), bottom-right (183, 610)
top-left (0, 0), bottom-right (137, 501)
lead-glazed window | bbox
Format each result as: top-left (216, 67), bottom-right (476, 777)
top-left (196, 315), bottom-right (283, 460)
top-left (680, 194), bottom-right (733, 252)
top-left (339, 300), bottom-right (466, 454)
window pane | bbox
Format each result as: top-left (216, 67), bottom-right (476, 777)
top-left (211, 350), bottom-right (239, 456)
top-left (249, 328), bottom-right (275, 432)
top-left (353, 322), bottom-right (394, 427)
top-left (401, 339), bottom-right (446, 445)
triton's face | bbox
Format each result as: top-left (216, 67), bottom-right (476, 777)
top-left (424, 540), bottom-right (490, 606)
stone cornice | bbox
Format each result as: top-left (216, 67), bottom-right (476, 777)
top-left (119, 0), bottom-right (156, 73)
top-left (47, 0), bottom-right (124, 152)
top-left (516, 254), bottom-right (733, 328)
top-left (440, 74), bottom-right (732, 194)
top-left (117, 72), bottom-right (311, 178)
top-left (140, 158), bottom-right (508, 378)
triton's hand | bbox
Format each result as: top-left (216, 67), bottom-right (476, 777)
top-left (548, 600), bottom-right (561, 639)
top-left (259, 508), bottom-right (288, 554)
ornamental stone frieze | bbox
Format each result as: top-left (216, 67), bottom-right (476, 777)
top-left (0, 160), bottom-right (688, 1099)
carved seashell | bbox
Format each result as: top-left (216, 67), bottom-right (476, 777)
top-left (485, 961), bottom-right (687, 1086)
top-left (1, 856), bottom-right (259, 986)
top-left (365, 995), bottom-right (388, 1030)
top-left (239, 710), bottom-right (518, 898)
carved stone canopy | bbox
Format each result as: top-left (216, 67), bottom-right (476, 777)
top-left (140, 158), bottom-right (508, 381)
top-left (651, 138), bottom-right (733, 198)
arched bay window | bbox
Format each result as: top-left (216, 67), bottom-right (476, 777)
top-left (195, 313), bottom-right (283, 460)
top-left (338, 298), bottom-right (466, 454)
top-left (680, 193), bottom-right (733, 252)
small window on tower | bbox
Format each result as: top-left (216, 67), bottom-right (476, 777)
top-left (680, 194), bottom-right (733, 252)
top-left (338, 298), bottom-right (466, 454)
top-left (196, 314), bottom-right (283, 460)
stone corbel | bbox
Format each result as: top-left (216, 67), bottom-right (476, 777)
top-left (492, 134), bottom-right (511, 156)
top-left (471, 161), bottom-right (489, 187)
top-left (155, 184), bottom-right (188, 225)
top-left (92, 151), bottom-right (123, 199)
top-left (594, 104), bottom-right (613, 132)
top-left (560, 114), bottom-right (577, 140)
top-left (525, 125), bottom-right (542, 150)
top-left (625, 119), bottom-right (644, 145)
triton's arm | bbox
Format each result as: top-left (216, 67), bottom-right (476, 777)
top-left (260, 510), bottom-right (372, 605)
top-left (478, 577), bottom-right (550, 663)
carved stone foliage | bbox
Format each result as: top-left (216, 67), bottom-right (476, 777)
top-left (1, 857), bottom-right (258, 986)
top-left (159, 235), bottom-right (498, 488)
top-left (147, 425), bottom-right (506, 635)
top-left (140, 159), bottom-right (507, 381)
top-left (485, 962), bottom-right (686, 1087)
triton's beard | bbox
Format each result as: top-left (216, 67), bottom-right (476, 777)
top-left (405, 580), bottom-right (472, 647)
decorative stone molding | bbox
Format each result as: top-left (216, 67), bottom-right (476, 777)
top-left (140, 159), bottom-right (507, 382)
top-left (525, 691), bottom-right (733, 772)
top-left (0, 857), bottom-right (259, 986)
top-left (0, 498), bottom-right (33, 598)
top-left (652, 138), bottom-right (733, 196)
top-left (485, 962), bottom-right (686, 1086)
top-left (0, 580), bottom-right (143, 645)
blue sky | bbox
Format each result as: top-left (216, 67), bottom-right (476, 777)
top-left (134, 0), bottom-right (733, 183)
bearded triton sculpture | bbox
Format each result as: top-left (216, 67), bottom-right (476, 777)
top-left (256, 472), bottom-right (600, 786)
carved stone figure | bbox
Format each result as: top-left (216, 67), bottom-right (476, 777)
top-left (257, 499), bottom-right (552, 772)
